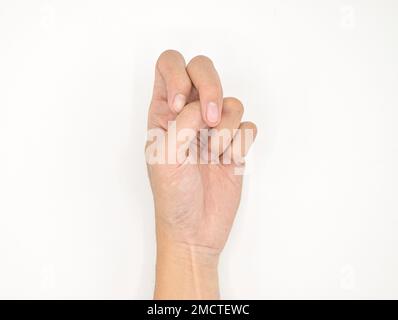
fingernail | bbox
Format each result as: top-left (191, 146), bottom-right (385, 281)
top-left (206, 102), bottom-right (219, 123)
top-left (173, 94), bottom-right (186, 112)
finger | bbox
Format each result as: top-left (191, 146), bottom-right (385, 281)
top-left (154, 50), bottom-right (192, 113)
top-left (208, 97), bottom-right (244, 160)
top-left (167, 101), bottom-right (207, 164)
top-left (222, 121), bottom-right (257, 166)
top-left (186, 55), bottom-right (223, 127)
top-left (175, 101), bottom-right (206, 137)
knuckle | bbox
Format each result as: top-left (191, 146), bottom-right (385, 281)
top-left (183, 101), bottom-right (201, 116)
top-left (241, 121), bottom-right (258, 138)
top-left (156, 49), bottom-right (184, 68)
top-left (224, 97), bottom-right (244, 115)
top-left (190, 101), bottom-right (202, 114)
top-left (187, 55), bottom-right (213, 68)
top-left (248, 122), bottom-right (258, 137)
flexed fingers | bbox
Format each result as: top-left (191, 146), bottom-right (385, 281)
top-left (187, 55), bottom-right (223, 127)
top-left (153, 50), bottom-right (192, 113)
top-left (149, 51), bottom-right (224, 130)
top-left (148, 50), bottom-right (192, 130)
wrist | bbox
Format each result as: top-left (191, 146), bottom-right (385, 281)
top-left (154, 227), bottom-right (220, 300)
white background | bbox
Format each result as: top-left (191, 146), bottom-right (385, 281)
top-left (0, 0), bottom-right (397, 299)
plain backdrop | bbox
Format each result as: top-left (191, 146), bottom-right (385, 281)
top-left (0, 0), bottom-right (397, 299)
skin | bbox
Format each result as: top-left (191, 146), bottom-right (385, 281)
top-left (146, 50), bottom-right (257, 299)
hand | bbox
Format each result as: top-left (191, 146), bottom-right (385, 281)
top-left (146, 50), bottom-right (257, 299)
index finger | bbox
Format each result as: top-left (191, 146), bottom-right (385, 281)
top-left (154, 50), bottom-right (192, 113)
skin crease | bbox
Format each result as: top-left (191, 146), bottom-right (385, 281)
top-left (146, 50), bottom-right (257, 299)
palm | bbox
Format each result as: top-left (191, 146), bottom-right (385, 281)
top-left (150, 156), bottom-right (243, 252)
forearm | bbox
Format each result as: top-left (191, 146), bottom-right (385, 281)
top-left (154, 229), bottom-right (220, 300)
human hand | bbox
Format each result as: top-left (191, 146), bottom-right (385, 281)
top-left (145, 50), bottom-right (257, 299)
